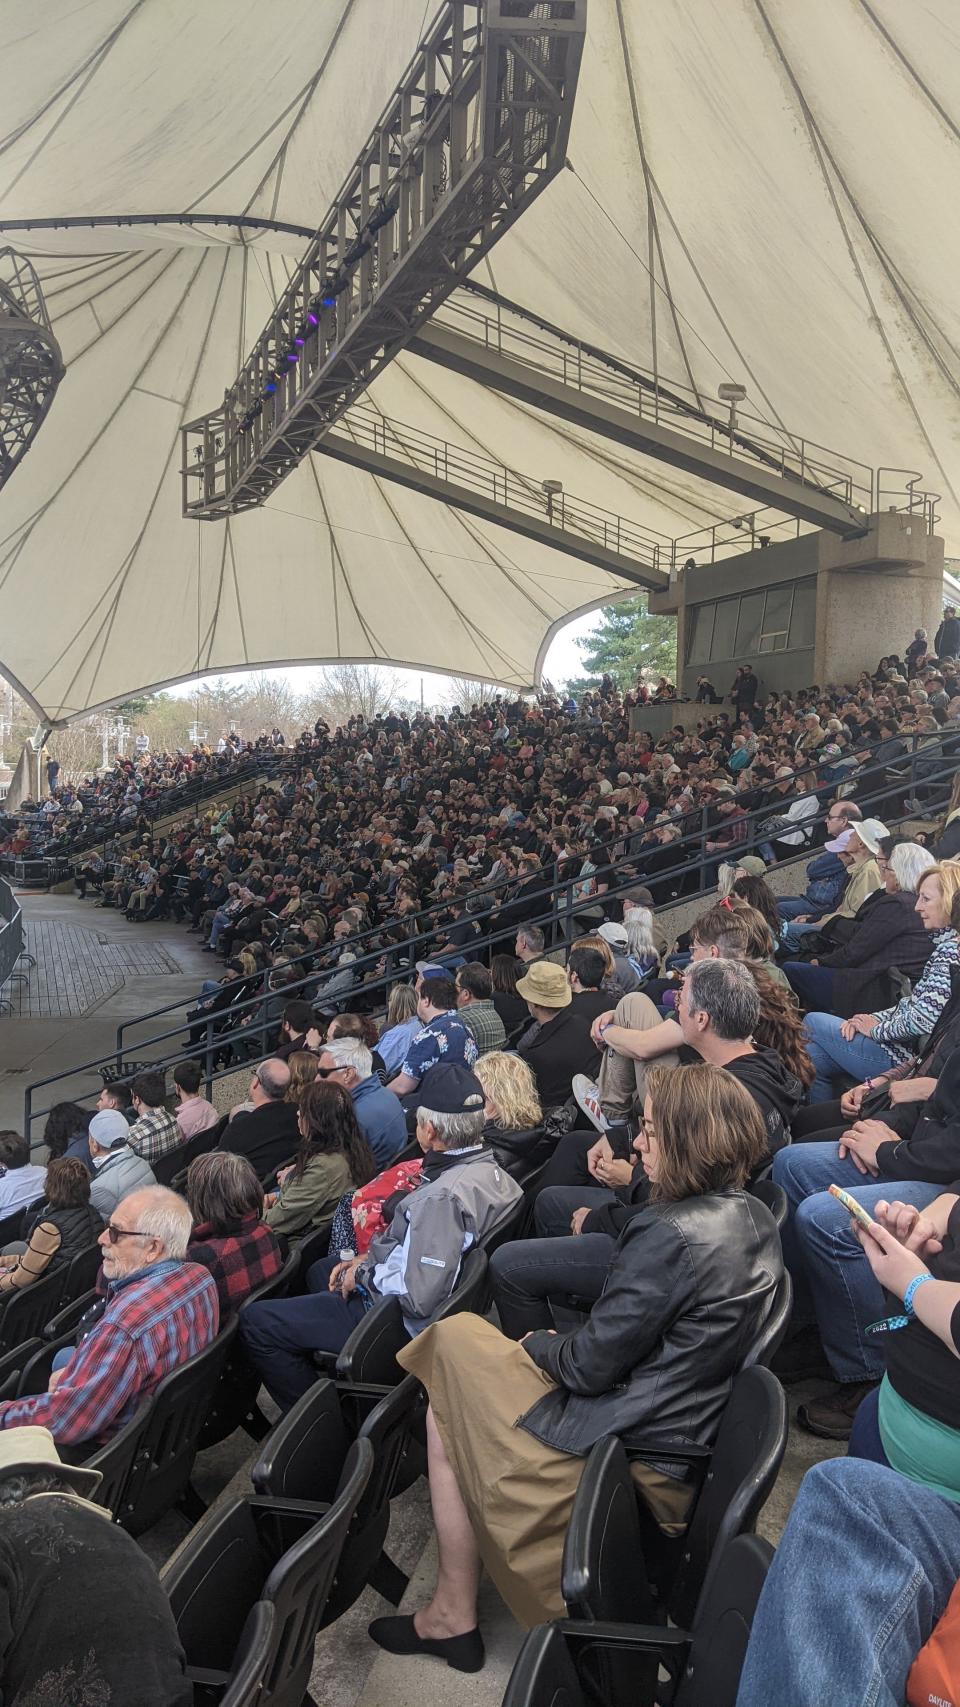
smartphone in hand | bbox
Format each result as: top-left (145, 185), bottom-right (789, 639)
top-left (828, 1183), bottom-right (876, 1230)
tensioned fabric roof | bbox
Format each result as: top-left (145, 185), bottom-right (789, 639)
top-left (0, 0), bottom-right (958, 725)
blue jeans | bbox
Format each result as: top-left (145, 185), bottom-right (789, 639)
top-left (780, 919), bottom-right (823, 956)
top-left (782, 961), bottom-right (836, 1009)
top-left (772, 1142), bottom-right (942, 1381)
top-left (803, 1011), bottom-right (898, 1102)
top-left (777, 896), bottom-right (814, 921)
top-left (735, 1457), bottom-right (960, 1707)
top-left (239, 1255), bottom-right (368, 1412)
top-left (848, 1385), bottom-right (891, 1466)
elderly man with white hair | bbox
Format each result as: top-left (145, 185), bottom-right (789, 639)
top-left (0, 1186), bottom-right (218, 1447)
top-left (317, 1035), bottom-right (406, 1166)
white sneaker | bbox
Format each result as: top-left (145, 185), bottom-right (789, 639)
top-left (572, 1073), bottom-right (610, 1133)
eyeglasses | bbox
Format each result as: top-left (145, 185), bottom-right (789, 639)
top-left (314, 1065), bottom-right (343, 1079)
top-left (103, 1223), bottom-right (151, 1244)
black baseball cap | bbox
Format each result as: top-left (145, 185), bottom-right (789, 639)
top-left (417, 1063), bottom-right (485, 1114)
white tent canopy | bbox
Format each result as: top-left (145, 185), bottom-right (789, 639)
top-left (1, 0), bottom-right (958, 725)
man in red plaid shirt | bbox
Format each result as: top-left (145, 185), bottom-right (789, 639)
top-left (0, 1187), bottom-right (218, 1448)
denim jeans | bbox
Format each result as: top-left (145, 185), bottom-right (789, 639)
top-left (239, 1255), bottom-right (368, 1412)
top-left (489, 1231), bottom-right (614, 1338)
top-left (736, 1458), bottom-right (960, 1707)
top-left (772, 1142), bottom-right (942, 1381)
top-left (534, 1185), bottom-right (614, 1238)
top-left (803, 1011), bottom-right (898, 1103)
top-left (780, 918), bottom-right (823, 956)
top-left (781, 961), bottom-right (836, 1010)
top-left (777, 896), bottom-right (813, 921)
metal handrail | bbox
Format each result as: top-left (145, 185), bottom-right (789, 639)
top-left (22, 735), bottom-right (959, 1144)
top-left (0, 878), bottom-right (24, 993)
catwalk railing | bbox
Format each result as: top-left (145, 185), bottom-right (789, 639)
top-left (21, 736), bottom-right (958, 1144)
top-left (0, 878), bottom-right (25, 1014)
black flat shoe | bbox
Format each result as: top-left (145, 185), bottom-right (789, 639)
top-left (368, 1614), bottom-right (484, 1672)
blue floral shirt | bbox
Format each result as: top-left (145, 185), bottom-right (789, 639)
top-left (401, 1011), bottom-right (479, 1084)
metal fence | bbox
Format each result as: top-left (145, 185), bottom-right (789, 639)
top-left (0, 876), bottom-right (27, 1014)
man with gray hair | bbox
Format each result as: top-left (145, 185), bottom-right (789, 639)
top-left (241, 1064), bottom-right (522, 1411)
top-left (318, 1036), bottom-right (406, 1166)
top-left (515, 923), bottom-right (545, 964)
top-left (0, 1186), bottom-right (219, 1447)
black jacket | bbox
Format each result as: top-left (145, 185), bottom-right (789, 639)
top-left (520, 1190), bottom-right (780, 1456)
top-left (934, 815), bottom-right (960, 862)
top-left (875, 1046), bottom-right (960, 1184)
top-left (818, 888), bottom-right (933, 1014)
top-left (220, 1100), bottom-right (300, 1180)
top-left (518, 1005), bottom-right (602, 1108)
top-left (935, 615), bottom-right (960, 659)
top-left (720, 1047), bottom-right (802, 1157)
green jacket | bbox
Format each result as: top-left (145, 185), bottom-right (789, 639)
top-left (264, 1151), bottom-right (354, 1238)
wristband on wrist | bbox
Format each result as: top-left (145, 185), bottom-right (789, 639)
top-left (903, 1273), bottom-right (934, 1317)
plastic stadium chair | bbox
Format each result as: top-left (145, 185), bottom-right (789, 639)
top-left (478, 1194), bottom-right (530, 1260)
top-left (162, 1439), bottom-right (374, 1707)
top-left (218, 1601), bottom-right (275, 1707)
top-left (0, 1197), bottom-right (44, 1249)
top-left (747, 1177), bottom-right (788, 1231)
top-left (332, 1245), bottom-right (489, 1385)
top-left (152, 1143), bottom-right (191, 1187)
top-left (502, 1533), bottom-right (773, 1707)
top-left (55, 1241), bottom-right (103, 1310)
top-left (0, 1336), bottom-right (40, 1401)
top-left (288, 1222), bottom-right (333, 1289)
top-left (0, 1266), bottom-right (67, 1354)
top-left (199, 1246), bottom-right (301, 1449)
top-left (251, 1372), bottom-right (422, 1620)
top-left (120, 1321), bottom-right (239, 1534)
top-left (562, 1366), bottom-right (787, 1634)
top-left (85, 1396), bottom-right (155, 1521)
top-left (43, 1286), bottom-right (98, 1342)
top-left (742, 1271), bottom-right (793, 1371)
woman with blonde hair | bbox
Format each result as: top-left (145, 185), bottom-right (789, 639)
top-left (369, 1063), bottom-right (781, 1658)
top-left (474, 1052), bottom-right (543, 1168)
top-left (378, 984), bottom-right (420, 1079)
top-left (803, 861), bottom-right (960, 1101)
top-left (285, 1049), bottom-right (319, 1106)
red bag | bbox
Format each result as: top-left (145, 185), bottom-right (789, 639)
top-left (907, 1576), bottom-right (960, 1707)
top-left (350, 1158), bottom-right (423, 1254)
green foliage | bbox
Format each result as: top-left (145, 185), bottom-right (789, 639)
top-left (572, 596), bottom-right (677, 690)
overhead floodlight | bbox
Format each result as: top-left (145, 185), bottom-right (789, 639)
top-left (541, 478), bottom-right (563, 523)
top-left (718, 381), bottom-right (748, 438)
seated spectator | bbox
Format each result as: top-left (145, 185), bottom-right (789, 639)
top-left (184, 1151), bottom-right (283, 1316)
top-left (780, 816), bottom-right (885, 955)
top-left (386, 976), bottom-right (479, 1100)
top-left (368, 1062), bottom-right (780, 1660)
top-left (0, 1187), bottom-right (218, 1446)
top-left (756, 766), bottom-right (818, 864)
top-left (566, 945), bottom-right (615, 1021)
top-left (0, 1425), bottom-right (192, 1706)
top-left (88, 1110), bottom-right (157, 1219)
top-left (220, 1058), bottom-right (300, 1179)
top-left (735, 1457), bottom-right (960, 1707)
top-left (285, 1048), bottom-right (320, 1107)
top-left (803, 861), bottom-right (960, 1101)
top-left (325, 1012), bottom-right (388, 1082)
top-left (43, 1101), bottom-right (94, 1168)
top-left (378, 983), bottom-right (421, 1079)
top-left (473, 1051), bottom-right (544, 1168)
top-left (316, 1036), bottom-right (406, 1166)
top-left (934, 772), bottom-right (960, 861)
top-left (96, 1080), bottom-right (135, 1125)
top-left (583, 945), bottom-right (808, 1144)
top-left (598, 911), bottom-right (659, 989)
top-left (126, 1071), bottom-right (182, 1164)
top-left (172, 1059), bottom-right (218, 1140)
top-left (0, 1131), bottom-right (48, 1218)
top-left (777, 798), bottom-right (865, 925)
top-left (784, 839), bottom-right (935, 1016)
top-left (0, 1159), bottom-right (102, 1292)
top-left (515, 923), bottom-right (545, 965)
top-left (241, 1065), bottom-right (522, 1412)
top-left (515, 960), bottom-right (602, 1113)
top-left (454, 963), bottom-right (507, 1057)
top-left (489, 954), bottom-right (528, 1037)
top-left (275, 998), bottom-right (315, 1060)
top-left (263, 1080), bottom-right (376, 1238)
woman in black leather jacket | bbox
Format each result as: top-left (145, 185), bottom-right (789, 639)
top-left (368, 1062), bottom-right (783, 1666)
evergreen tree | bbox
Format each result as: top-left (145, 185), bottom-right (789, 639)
top-left (571, 596), bottom-right (677, 690)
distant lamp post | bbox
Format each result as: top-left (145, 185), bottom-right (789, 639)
top-left (541, 478), bottom-right (563, 525)
top-left (718, 381), bottom-right (747, 441)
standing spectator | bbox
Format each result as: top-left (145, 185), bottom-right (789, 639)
top-left (172, 1060), bottom-right (218, 1141)
top-left (126, 1072), bottom-right (182, 1165)
top-left (935, 605), bottom-right (960, 661)
top-left (732, 664), bottom-right (759, 717)
top-left (905, 626), bottom-right (929, 675)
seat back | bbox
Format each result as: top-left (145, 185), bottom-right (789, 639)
top-left (742, 1271), bottom-right (793, 1371)
top-left (478, 1194), bottom-right (528, 1259)
top-left (0, 1337), bottom-right (40, 1401)
top-left (669, 1367), bottom-right (787, 1629)
top-left (675, 1534), bottom-right (773, 1707)
top-left (43, 1286), bottom-right (98, 1342)
top-left (290, 1222), bottom-right (331, 1283)
top-left (56, 1242), bottom-right (103, 1311)
top-left (85, 1397), bottom-right (154, 1520)
top-left (746, 1179), bottom-right (787, 1231)
top-left (200, 1248), bottom-right (301, 1450)
top-left (122, 1321), bottom-right (238, 1535)
top-left (501, 1622), bottom-right (589, 1707)
top-left (220, 1601), bottom-right (275, 1707)
top-left (562, 1434), bottom-right (658, 1624)
top-left (432, 1245), bottom-right (489, 1322)
top-left (334, 1295), bottom-right (406, 1385)
top-left (0, 1266), bottom-right (68, 1353)
top-left (164, 1498), bottom-right (277, 1676)
top-left (251, 1378), bottom-right (349, 1507)
top-left (152, 1143), bottom-right (189, 1187)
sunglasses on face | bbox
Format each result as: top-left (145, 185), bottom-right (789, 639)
top-left (103, 1223), bottom-right (150, 1244)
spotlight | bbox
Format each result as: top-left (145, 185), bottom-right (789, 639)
top-left (264, 382), bottom-right (277, 395)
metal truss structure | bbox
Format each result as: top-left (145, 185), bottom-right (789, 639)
top-left (0, 249), bottom-right (64, 495)
top-left (182, 0), bottom-right (586, 518)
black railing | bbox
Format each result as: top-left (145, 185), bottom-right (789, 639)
top-left (0, 876), bottom-right (27, 1015)
top-left (20, 734), bottom-right (958, 1145)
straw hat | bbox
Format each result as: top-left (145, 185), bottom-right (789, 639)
top-left (515, 961), bottom-right (572, 1009)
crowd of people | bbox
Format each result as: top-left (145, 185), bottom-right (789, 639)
top-left (2, 629), bottom-right (960, 1701)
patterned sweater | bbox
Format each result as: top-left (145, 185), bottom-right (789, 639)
top-left (873, 929), bottom-right (960, 1062)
